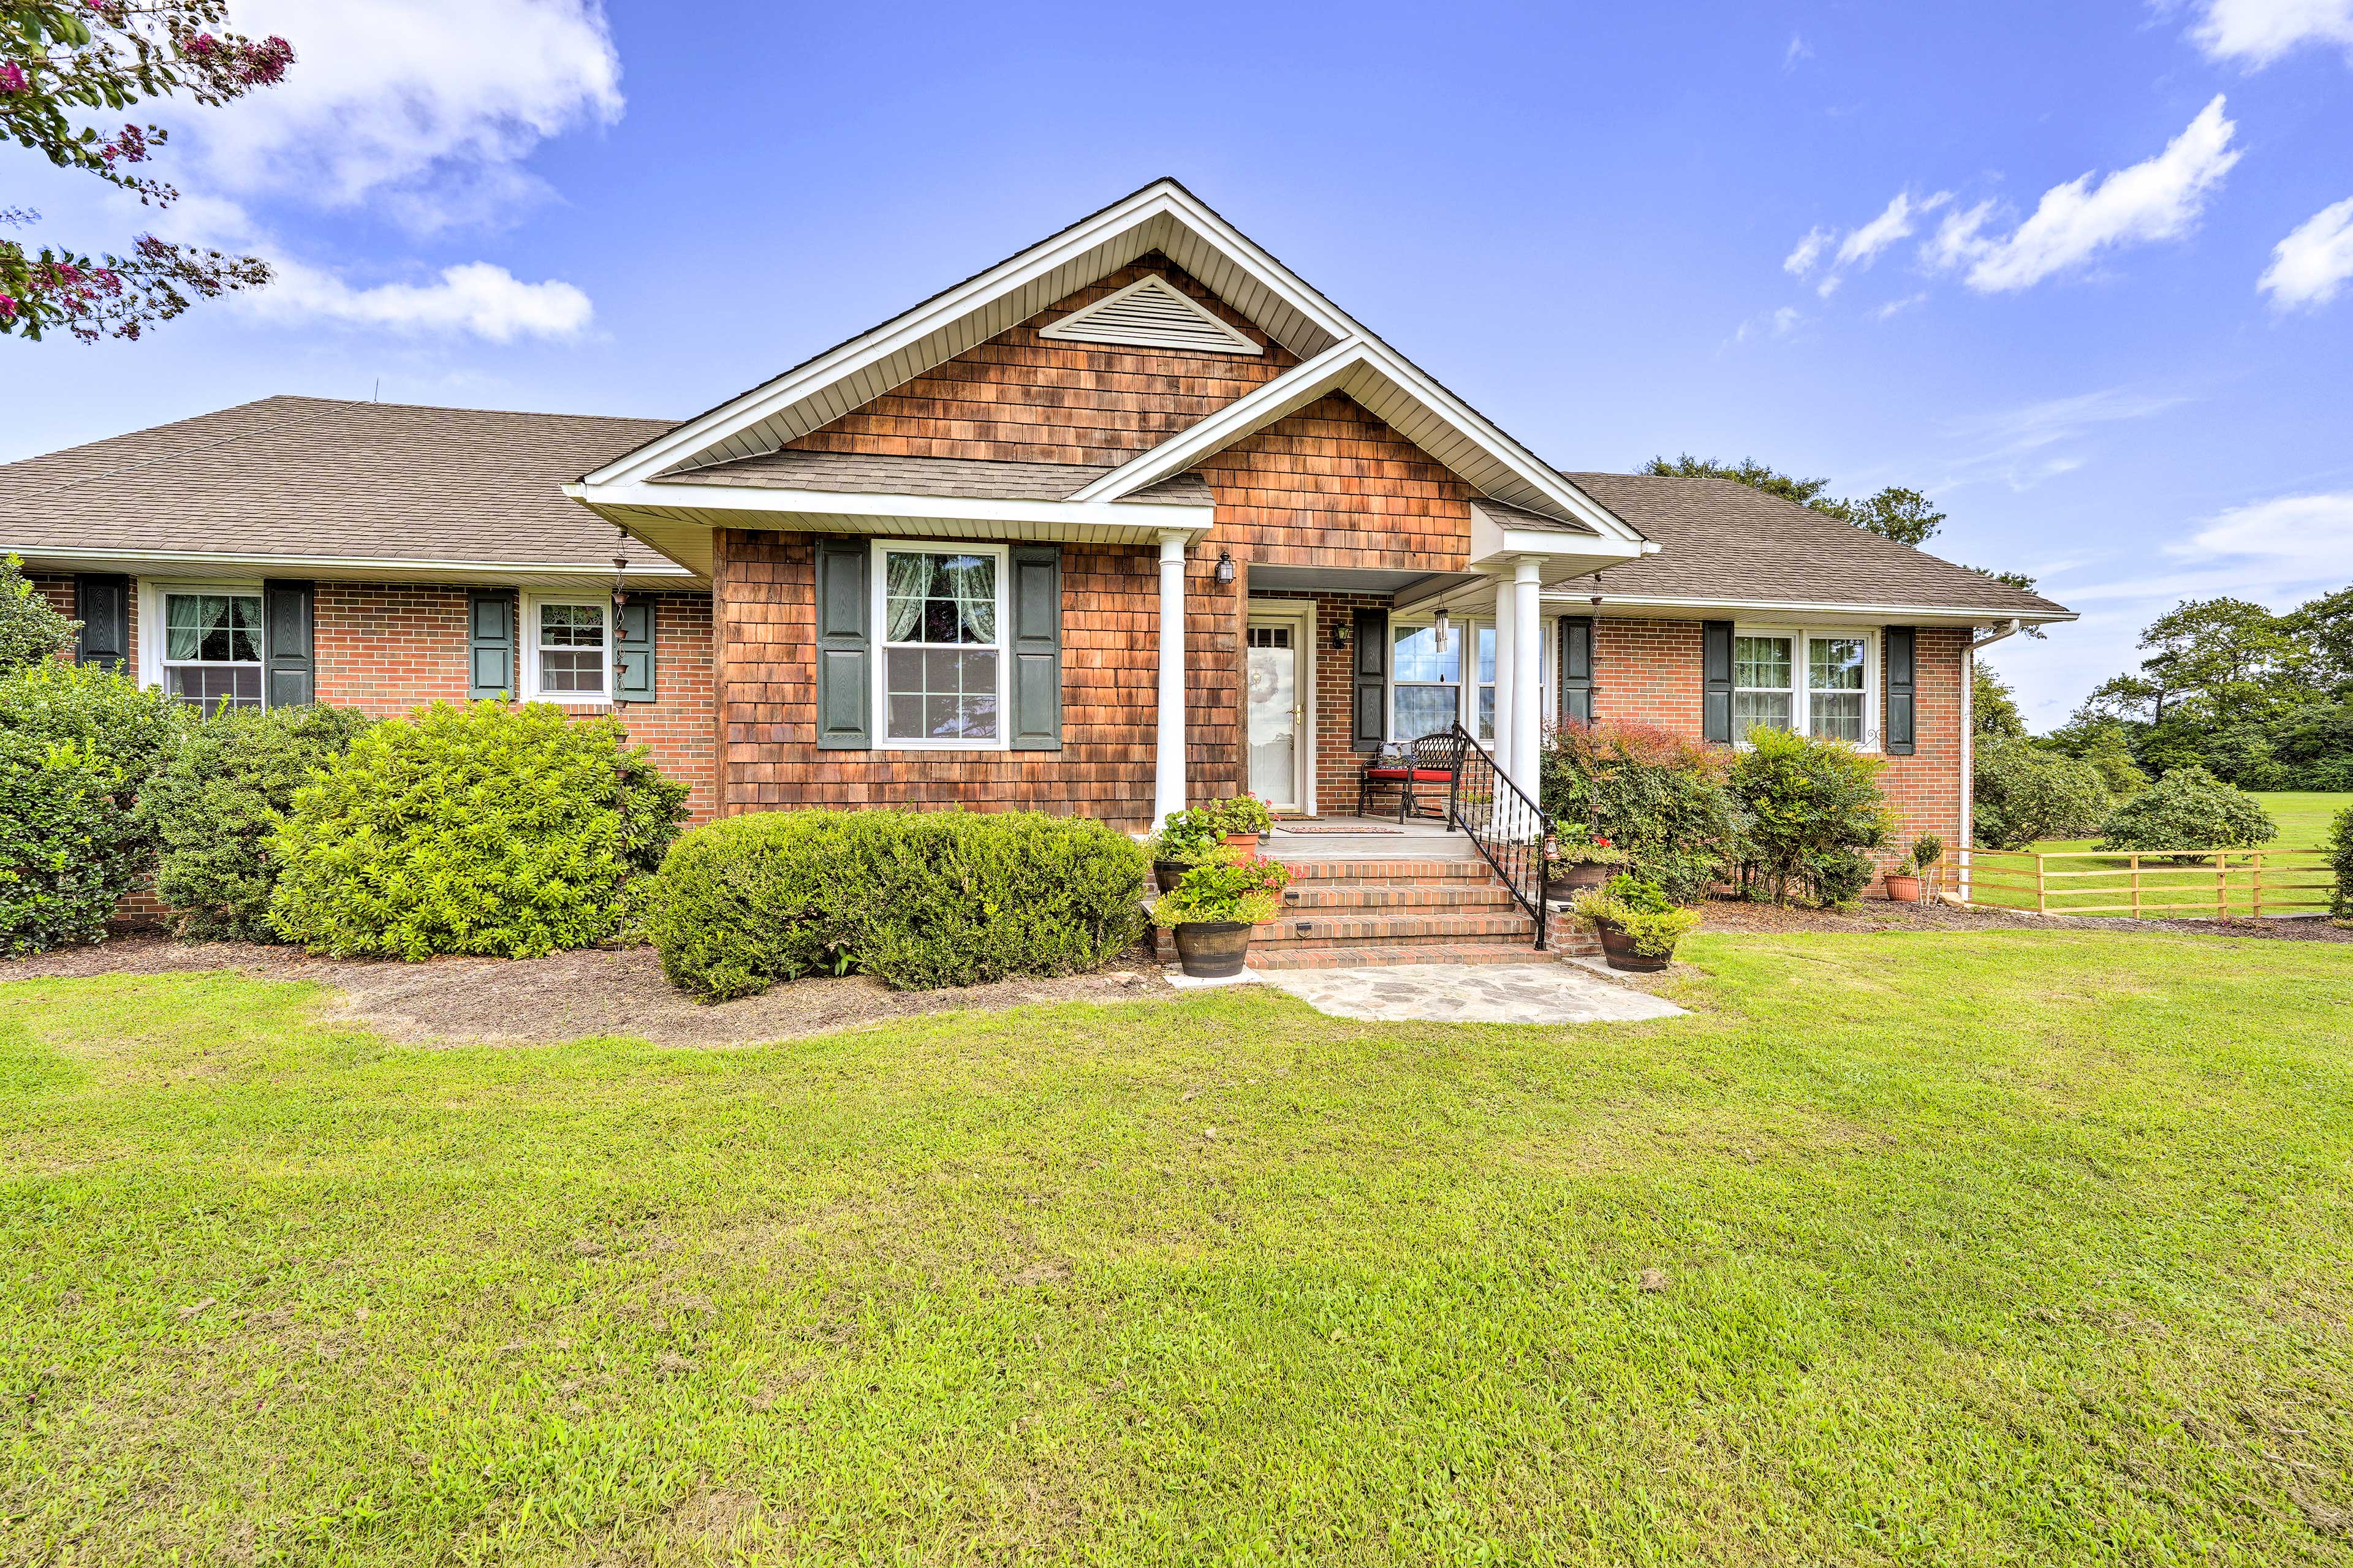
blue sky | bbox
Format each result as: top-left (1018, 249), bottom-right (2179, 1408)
top-left (8, 0), bottom-right (2352, 725)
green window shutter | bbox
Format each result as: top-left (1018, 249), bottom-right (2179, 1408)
top-left (615, 597), bottom-right (656, 702)
top-left (1702, 619), bottom-right (1734, 744)
top-left (1351, 607), bottom-right (1388, 752)
top-left (1885, 626), bottom-right (1917, 756)
top-left (74, 574), bottom-right (129, 671)
top-left (262, 579), bottom-right (315, 707)
top-left (1557, 615), bottom-right (1595, 726)
top-left (815, 538), bottom-right (871, 749)
top-left (468, 589), bottom-right (517, 700)
top-left (1008, 544), bottom-right (1062, 750)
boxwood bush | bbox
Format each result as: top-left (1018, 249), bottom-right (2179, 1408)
top-left (647, 808), bottom-right (1150, 1001)
top-left (135, 703), bottom-right (376, 942)
top-left (267, 701), bottom-right (689, 960)
top-left (1728, 727), bottom-right (1893, 906)
top-left (2097, 765), bottom-right (2276, 858)
top-left (0, 733), bottom-right (141, 955)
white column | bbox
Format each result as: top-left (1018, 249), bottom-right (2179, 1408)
top-left (1153, 534), bottom-right (1188, 827)
top-left (1510, 556), bottom-right (1542, 793)
top-left (1490, 569), bottom-right (1515, 775)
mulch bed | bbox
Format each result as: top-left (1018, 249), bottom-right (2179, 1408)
top-left (0, 934), bottom-right (1176, 1048)
top-left (1700, 896), bottom-right (2352, 943)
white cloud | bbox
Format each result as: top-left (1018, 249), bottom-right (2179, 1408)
top-left (1933, 386), bottom-right (2189, 490)
top-left (1873, 292), bottom-right (1928, 320)
top-left (1836, 190), bottom-right (1950, 268)
top-left (2173, 490), bottom-right (2353, 567)
top-left (1729, 305), bottom-right (1805, 346)
top-left (1784, 33), bottom-right (1814, 69)
top-left (2186, 0), bottom-right (2353, 67)
top-left (188, 0), bottom-right (623, 233)
top-left (2259, 195), bottom-right (2353, 309)
top-left (244, 258), bottom-right (594, 341)
top-left (1932, 97), bottom-right (2241, 292)
top-left (1784, 225), bottom-right (1833, 276)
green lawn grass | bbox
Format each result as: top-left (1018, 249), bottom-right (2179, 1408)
top-left (1966, 790), bottom-right (2351, 918)
top-left (4, 933), bottom-right (2352, 1564)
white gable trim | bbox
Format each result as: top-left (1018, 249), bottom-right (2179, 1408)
top-left (579, 181), bottom-right (1357, 489)
top-left (1037, 275), bottom-right (1263, 355)
top-left (1068, 338), bottom-right (1653, 548)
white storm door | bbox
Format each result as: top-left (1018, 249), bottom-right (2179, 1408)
top-left (1245, 615), bottom-right (1306, 813)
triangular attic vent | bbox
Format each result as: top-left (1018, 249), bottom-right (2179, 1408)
top-left (1037, 275), bottom-right (1264, 356)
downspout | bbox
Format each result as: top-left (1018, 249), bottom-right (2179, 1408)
top-left (1960, 619), bottom-right (2025, 900)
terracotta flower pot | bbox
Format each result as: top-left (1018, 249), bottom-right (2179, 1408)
top-left (1884, 873), bottom-right (1923, 903)
top-left (1222, 832), bottom-right (1259, 858)
top-left (1172, 920), bottom-right (1253, 979)
top-left (1597, 924), bottom-right (1670, 973)
top-left (1153, 860), bottom-right (1192, 893)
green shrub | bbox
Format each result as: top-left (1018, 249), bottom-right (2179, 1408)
top-left (1540, 722), bottom-right (1741, 904)
top-left (1729, 728), bottom-right (1893, 906)
top-left (1150, 806), bottom-right (1224, 866)
top-left (1571, 876), bottom-right (1701, 958)
top-left (2097, 765), bottom-right (2277, 858)
top-left (0, 659), bottom-right (192, 809)
top-left (1972, 735), bottom-right (2110, 850)
top-left (0, 554), bottom-right (78, 675)
top-left (2329, 806), bottom-right (2352, 923)
top-left (134, 704), bottom-right (375, 942)
top-left (1204, 794), bottom-right (1273, 835)
top-left (0, 733), bottom-right (140, 955)
top-left (1151, 853), bottom-right (1289, 927)
top-left (647, 808), bottom-right (1150, 1001)
top-left (267, 702), bottom-right (689, 960)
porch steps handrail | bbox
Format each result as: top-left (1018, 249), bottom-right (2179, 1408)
top-left (1442, 722), bottom-right (1553, 950)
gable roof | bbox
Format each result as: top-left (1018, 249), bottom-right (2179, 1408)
top-left (0, 396), bottom-right (693, 584)
top-left (1557, 474), bottom-right (2074, 621)
top-left (661, 449), bottom-right (1213, 505)
top-left (577, 178), bottom-right (1651, 553)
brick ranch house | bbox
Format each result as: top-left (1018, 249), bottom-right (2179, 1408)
top-left (2, 179), bottom-right (2070, 910)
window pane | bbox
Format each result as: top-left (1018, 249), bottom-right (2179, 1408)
top-left (1393, 625), bottom-right (1460, 684)
top-left (539, 603), bottom-right (605, 648)
top-left (1476, 625), bottom-right (1496, 685)
top-left (1808, 637), bottom-right (1865, 692)
top-left (542, 650), bottom-right (604, 693)
top-left (1734, 635), bottom-right (1791, 691)
top-left (168, 664), bottom-right (261, 715)
top-left (164, 593), bottom-right (262, 662)
top-left (1812, 691), bottom-right (1864, 742)
top-left (884, 645), bottom-right (998, 740)
top-left (885, 551), bottom-right (997, 646)
top-left (1477, 684), bottom-right (1496, 740)
top-left (1733, 691), bottom-right (1791, 742)
top-left (1393, 683), bottom-right (1459, 741)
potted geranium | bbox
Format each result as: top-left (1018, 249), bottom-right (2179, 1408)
top-left (1884, 834), bottom-right (1942, 904)
top-left (1208, 793), bottom-right (1274, 857)
top-left (1573, 874), bottom-right (1701, 973)
top-left (1150, 806), bottom-right (1224, 893)
top-left (1153, 854), bottom-right (1293, 978)
top-left (1544, 825), bottom-right (1633, 901)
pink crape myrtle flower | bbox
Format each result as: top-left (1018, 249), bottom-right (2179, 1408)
top-left (0, 62), bottom-right (29, 93)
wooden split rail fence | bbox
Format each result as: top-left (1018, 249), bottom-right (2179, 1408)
top-left (1955, 847), bottom-right (2338, 919)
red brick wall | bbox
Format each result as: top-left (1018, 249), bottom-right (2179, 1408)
top-left (1583, 615), bottom-right (1966, 884)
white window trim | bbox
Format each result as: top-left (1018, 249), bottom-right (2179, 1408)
top-left (869, 539), bottom-right (1012, 752)
top-left (138, 578), bottom-right (263, 699)
top-left (521, 589), bottom-right (616, 706)
top-left (1732, 624), bottom-right (1881, 751)
top-left (1386, 613), bottom-right (1554, 743)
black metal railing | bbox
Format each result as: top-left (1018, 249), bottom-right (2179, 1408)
top-left (1444, 722), bottom-right (1553, 949)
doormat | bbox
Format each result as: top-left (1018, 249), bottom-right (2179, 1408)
top-left (1272, 821), bottom-right (1404, 835)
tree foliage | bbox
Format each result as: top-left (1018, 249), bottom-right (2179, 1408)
top-left (1972, 736), bottom-right (2111, 850)
top-left (2097, 766), bottom-right (2277, 857)
top-left (1, 1), bottom-right (290, 341)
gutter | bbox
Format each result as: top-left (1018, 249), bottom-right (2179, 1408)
top-left (1972, 617), bottom-right (2026, 650)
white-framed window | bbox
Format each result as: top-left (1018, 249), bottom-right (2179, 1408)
top-left (150, 583), bottom-right (265, 713)
top-left (1389, 616), bottom-right (1553, 743)
top-left (523, 593), bottom-right (613, 703)
top-left (1734, 626), bottom-right (1879, 747)
top-left (873, 541), bottom-right (1008, 749)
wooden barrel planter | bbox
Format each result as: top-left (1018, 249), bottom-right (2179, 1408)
top-left (1171, 921), bottom-right (1254, 979)
top-left (1596, 925), bottom-right (1670, 973)
top-left (1153, 860), bottom-right (1192, 893)
top-left (1545, 862), bottom-right (1614, 902)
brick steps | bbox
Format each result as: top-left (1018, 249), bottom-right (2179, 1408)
top-left (1246, 942), bottom-right (1560, 971)
top-left (1281, 882), bottom-right (1518, 911)
top-left (1256, 912), bottom-right (1538, 948)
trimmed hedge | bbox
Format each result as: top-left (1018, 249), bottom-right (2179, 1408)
top-left (268, 702), bottom-right (689, 960)
top-left (135, 703), bottom-right (376, 942)
top-left (646, 809), bottom-right (1150, 1000)
top-left (0, 733), bottom-right (140, 955)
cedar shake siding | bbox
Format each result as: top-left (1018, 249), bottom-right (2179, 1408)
top-left (784, 257), bottom-right (1299, 468)
top-left (711, 531), bottom-right (1240, 828)
top-left (1199, 395), bottom-right (1474, 572)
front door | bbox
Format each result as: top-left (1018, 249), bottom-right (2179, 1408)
top-left (1245, 616), bottom-right (1305, 812)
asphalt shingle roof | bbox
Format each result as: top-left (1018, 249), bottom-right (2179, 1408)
top-left (670, 448), bottom-right (1214, 506)
top-left (0, 395), bottom-right (678, 569)
top-left (1559, 472), bottom-right (2070, 618)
